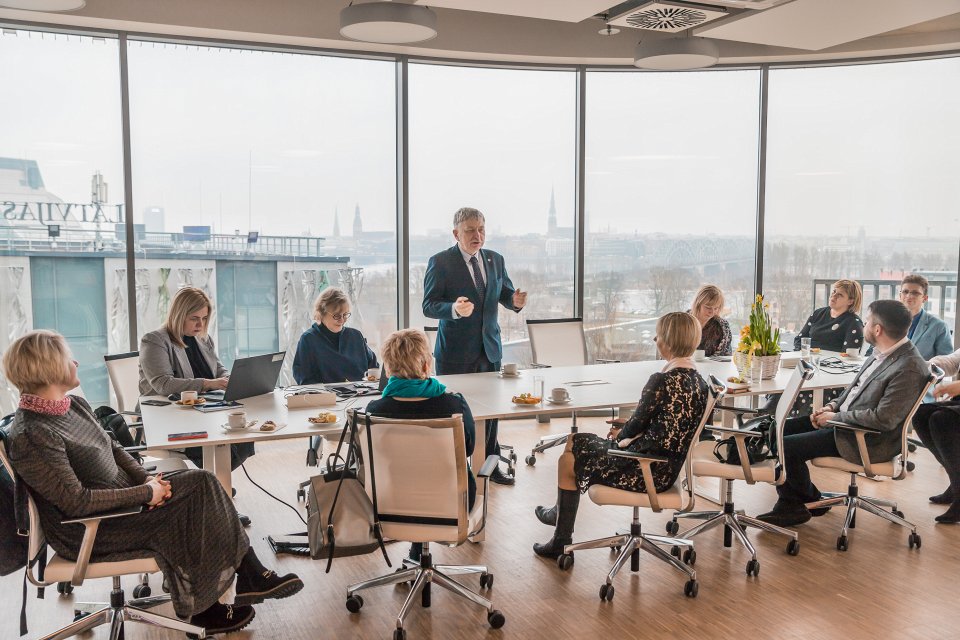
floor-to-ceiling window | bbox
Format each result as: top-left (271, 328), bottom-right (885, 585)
top-left (127, 42), bottom-right (397, 383)
top-left (764, 58), bottom-right (960, 346)
top-left (584, 69), bottom-right (762, 361)
top-left (0, 30), bottom-right (125, 411)
top-left (407, 63), bottom-right (577, 364)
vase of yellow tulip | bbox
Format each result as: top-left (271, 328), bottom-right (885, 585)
top-left (733, 294), bottom-right (782, 381)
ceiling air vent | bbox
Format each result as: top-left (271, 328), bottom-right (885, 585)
top-left (609, 1), bottom-right (728, 33)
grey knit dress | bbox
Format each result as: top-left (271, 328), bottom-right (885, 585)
top-left (8, 396), bottom-right (248, 618)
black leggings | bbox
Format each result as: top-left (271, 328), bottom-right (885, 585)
top-left (912, 401), bottom-right (960, 491)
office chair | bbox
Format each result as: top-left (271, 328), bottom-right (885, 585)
top-left (344, 412), bottom-right (504, 640)
top-left (0, 418), bottom-right (206, 640)
top-left (668, 360), bottom-right (815, 576)
top-left (806, 363), bottom-right (942, 551)
top-left (525, 318), bottom-right (617, 466)
top-left (555, 375), bottom-right (725, 601)
top-left (426, 325), bottom-right (516, 477)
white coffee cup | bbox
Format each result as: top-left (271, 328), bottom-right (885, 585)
top-left (694, 349), bottom-right (706, 362)
top-left (367, 368), bottom-right (380, 381)
top-left (502, 362), bottom-right (518, 376)
top-left (180, 390), bottom-right (198, 403)
top-left (227, 411), bottom-right (248, 428)
top-left (846, 347), bottom-right (861, 359)
top-left (551, 387), bottom-right (570, 402)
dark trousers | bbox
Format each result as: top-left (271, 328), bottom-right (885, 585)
top-left (912, 401), bottom-right (960, 492)
top-left (184, 442), bottom-right (256, 472)
top-left (437, 356), bottom-right (501, 458)
top-left (776, 416), bottom-right (841, 505)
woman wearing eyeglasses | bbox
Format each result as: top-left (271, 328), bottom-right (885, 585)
top-left (292, 287), bottom-right (379, 385)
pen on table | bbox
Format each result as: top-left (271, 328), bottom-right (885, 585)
top-left (563, 379), bottom-right (602, 384)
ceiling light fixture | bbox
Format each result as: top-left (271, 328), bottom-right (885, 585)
top-left (0, 0), bottom-right (86, 10)
top-left (633, 36), bottom-right (719, 70)
top-left (340, 1), bottom-right (438, 45)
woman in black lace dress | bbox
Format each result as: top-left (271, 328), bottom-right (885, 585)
top-left (533, 312), bottom-right (708, 559)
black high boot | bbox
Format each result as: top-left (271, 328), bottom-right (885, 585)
top-left (534, 488), bottom-right (563, 526)
top-left (533, 488), bottom-right (580, 559)
top-left (235, 547), bottom-right (304, 606)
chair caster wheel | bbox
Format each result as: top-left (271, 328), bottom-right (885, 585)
top-left (345, 595), bottom-right (364, 613)
top-left (907, 442), bottom-right (917, 453)
top-left (296, 488), bottom-right (305, 501)
top-left (488, 610), bottom-right (506, 629)
top-left (510, 452), bottom-right (518, 464)
top-left (133, 584), bottom-right (151, 598)
top-left (786, 539), bottom-right (800, 556)
top-left (665, 520), bottom-right (679, 535)
top-left (599, 583), bottom-right (615, 601)
top-left (479, 572), bottom-right (494, 589)
top-left (684, 580), bottom-right (699, 598)
top-left (56, 582), bottom-right (73, 595)
top-left (525, 455), bottom-right (537, 466)
top-left (892, 509), bottom-right (904, 519)
top-left (610, 546), bottom-right (622, 554)
top-left (557, 553), bottom-right (574, 570)
top-left (393, 628), bottom-right (407, 640)
top-left (670, 545), bottom-right (681, 559)
top-left (909, 532), bottom-right (921, 549)
top-left (682, 548), bottom-right (696, 566)
top-left (746, 559), bottom-right (760, 577)
top-left (836, 535), bottom-right (849, 552)
top-left (73, 610), bottom-right (90, 622)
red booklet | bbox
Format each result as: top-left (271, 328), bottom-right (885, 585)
top-left (167, 431), bottom-right (208, 442)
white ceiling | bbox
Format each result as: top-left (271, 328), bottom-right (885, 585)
top-left (0, 0), bottom-right (959, 65)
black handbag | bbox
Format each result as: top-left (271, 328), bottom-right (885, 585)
top-left (714, 415), bottom-right (777, 465)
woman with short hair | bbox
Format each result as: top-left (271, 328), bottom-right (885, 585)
top-left (292, 287), bottom-right (379, 385)
top-left (138, 287), bottom-right (255, 474)
top-left (364, 328), bottom-right (476, 561)
top-left (689, 284), bottom-right (732, 357)
top-left (793, 279), bottom-right (864, 353)
top-left (533, 312), bottom-right (708, 559)
top-left (3, 330), bottom-right (302, 635)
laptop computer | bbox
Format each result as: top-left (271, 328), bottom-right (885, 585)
top-left (195, 351), bottom-right (286, 410)
top-left (324, 365), bottom-right (387, 398)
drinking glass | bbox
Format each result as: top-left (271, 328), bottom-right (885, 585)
top-left (532, 375), bottom-right (544, 403)
top-left (800, 337), bottom-right (811, 362)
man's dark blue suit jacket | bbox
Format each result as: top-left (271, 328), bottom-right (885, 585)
top-left (422, 245), bottom-right (519, 367)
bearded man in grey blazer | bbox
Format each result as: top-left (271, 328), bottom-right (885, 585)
top-left (758, 299), bottom-right (928, 527)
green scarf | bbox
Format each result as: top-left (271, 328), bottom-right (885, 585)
top-left (381, 376), bottom-right (446, 398)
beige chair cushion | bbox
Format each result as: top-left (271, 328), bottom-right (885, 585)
top-left (588, 482), bottom-right (684, 510)
top-left (44, 553), bottom-right (160, 583)
top-left (811, 456), bottom-right (897, 477)
top-left (691, 440), bottom-right (779, 483)
top-left (383, 500), bottom-right (484, 545)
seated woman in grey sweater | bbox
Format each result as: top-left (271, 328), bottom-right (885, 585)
top-left (3, 330), bottom-right (302, 634)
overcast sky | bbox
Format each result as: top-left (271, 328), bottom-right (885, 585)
top-left (2, 31), bottom-right (959, 241)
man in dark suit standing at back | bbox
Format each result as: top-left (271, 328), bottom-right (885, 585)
top-left (423, 207), bottom-right (527, 485)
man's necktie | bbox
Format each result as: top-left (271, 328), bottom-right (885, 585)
top-left (469, 255), bottom-right (486, 300)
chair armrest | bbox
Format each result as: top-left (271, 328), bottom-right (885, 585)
top-left (824, 420), bottom-right (879, 477)
top-left (707, 425), bottom-right (765, 438)
top-left (476, 454), bottom-right (500, 479)
top-left (120, 411), bottom-right (141, 417)
top-left (62, 505), bottom-right (144, 586)
top-left (706, 426), bottom-right (765, 483)
top-left (606, 449), bottom-right (667, 512)
top-left (528, 362), bottom-right (551, 369)
top-left (716, 406), bottom-right (769, 417)
top-left (596, 359), bottom-right (620, 364)
top-left (123, 445), bottom-right (149, 454)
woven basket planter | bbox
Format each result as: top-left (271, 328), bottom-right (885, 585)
top-left (733, 351), bottom-right (781, 381)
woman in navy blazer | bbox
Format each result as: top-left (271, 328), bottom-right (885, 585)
top-left (293, 287), bottom-right (378, 385)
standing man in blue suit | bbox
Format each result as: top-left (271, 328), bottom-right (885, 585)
top-left (423, 207), bottom-right (527, 485)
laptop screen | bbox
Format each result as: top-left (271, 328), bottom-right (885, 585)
top-left (223, 351), bottom-right (286, 402)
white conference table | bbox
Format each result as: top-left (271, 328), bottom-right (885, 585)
top-left (139, 353), bottom-right (862, 497)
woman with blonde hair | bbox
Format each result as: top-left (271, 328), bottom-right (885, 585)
top-left (4, 331), bottom-right (302, 635)
top-left (364, 328), bottom-right (476, 562)
top-left (689, 284), bottom-right (732, 357)
top-left (293, 287), bottom-right (378, 384)
top-left (138, 287), bottom-right (255, 499)
top-left (533, 312), bottom-right (708, 559)
top-left (793, 279), bottom-right (864, 353)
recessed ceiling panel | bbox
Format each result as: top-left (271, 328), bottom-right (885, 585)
top-left (697, 0), bottom-right (960, 51)
top-left (412, 0), bottom-right (618, 23)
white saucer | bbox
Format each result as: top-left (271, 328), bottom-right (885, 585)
top-left (546, 397), bottom-right (572, 405)
top-left (220, 423), bottom-right (253, 433)
top-left (498, 372), bottom-right (521, 378)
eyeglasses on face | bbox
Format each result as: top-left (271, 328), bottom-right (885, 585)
top-left (900, 289), bottom-right (924, 298)
top-left (329, 312), bottom-right (352, 321)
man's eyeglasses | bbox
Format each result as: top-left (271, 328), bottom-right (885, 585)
top-left (330, 312), bottom-right (352, 321)
top-left (900, 290), bottom-right (925, 298)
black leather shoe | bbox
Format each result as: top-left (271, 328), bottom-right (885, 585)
top-left (238, 513), bottom-right (252, 527)
top-left (234, 570), bottom-right (304, 606)
top-left (532, 536), bottom-right (571, 560)
top-left (930, 489), bottom-right (955, 505)
top-left (935, 501), bottom-right (960, 524)
top-left (809, 506), bottom-right (831, 517)
top-left (188, 603), bottom-right (255, 637)
top-left (489, 468), bottom-right (515, 486)
top-left (757, 502), bottom-right (811, 527)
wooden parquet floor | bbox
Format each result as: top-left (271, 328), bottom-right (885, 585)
top-left (3, 415), bottom-right (960, 640)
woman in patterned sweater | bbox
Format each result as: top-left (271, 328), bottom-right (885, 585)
top-left (533, 312), bottom-right (708, 559)
top-left (3, 331), bottom-right (303, 635)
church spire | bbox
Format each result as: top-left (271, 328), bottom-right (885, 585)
top-left (333, 207), bottom-right (341, 238)
top-left (352, 203), bottom-right (363, 237)
top-left (547, 186), bottom-right (557, 235)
